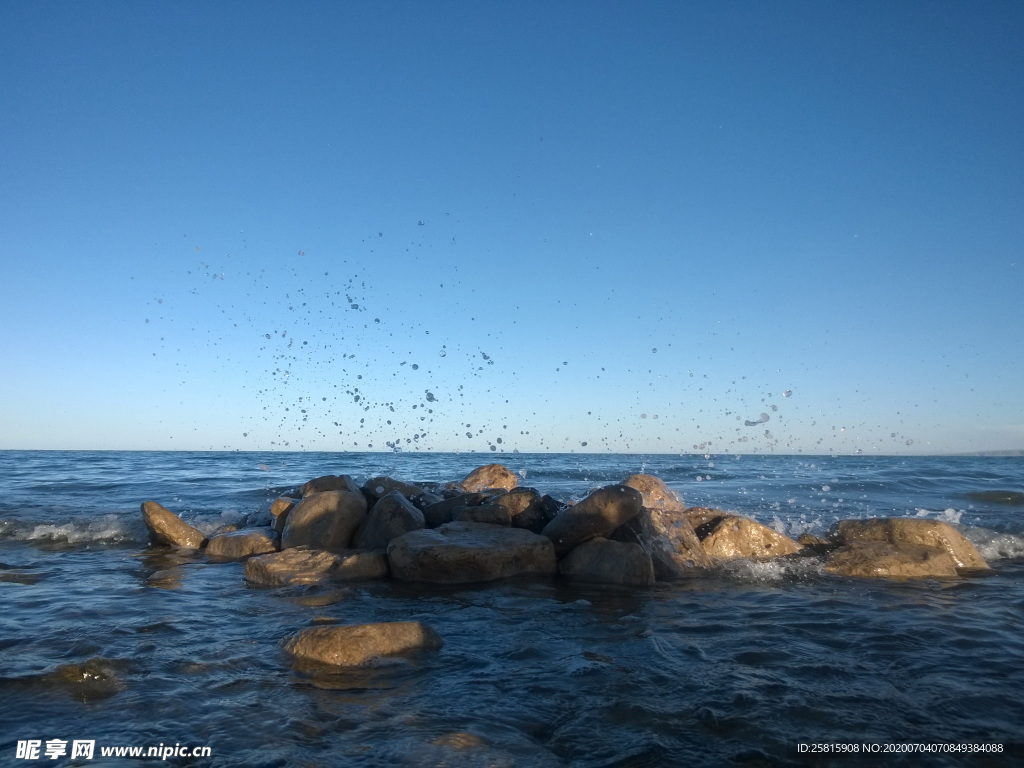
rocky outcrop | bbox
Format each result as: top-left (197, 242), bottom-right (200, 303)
top-left (387, 521), bottom-right (556, 583)
top-left (694, 514), bottom-right (799, 560)
top-left (244, 547), bottom-right (388, 586)
top-left (283, 622), bottom-right (443, 666)
top-left (541, 484), bottom-right (643, 557)
top-left (459, 464), bottom-right (518, 493)
top-left (614, 506), bottom-right (712, 576)
top-left (205, 528), bottom-right (277, 561)
top-left (623, 474), bottom-right (686, 511)
top-left (280, 490), bottom-right (368, 551)
top-left (140, 500), bottom-right (206, 550)
top-left (299, 474), bottom-right (362, 498)
top-left (558, 538), bottom-right (655, 586)
top-left (270, 497), bottom-right (297, 536)
top-left (352, 491), bottom-right (425, 550)
top-left (834, 518), bottom-right (988, 570)
top-left (825, 541), bottom-right (960, 579)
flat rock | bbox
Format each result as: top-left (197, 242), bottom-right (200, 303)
top-left (387, 521), bottom-right (556, 583)
top-left (558, 538), bottom-right (655, 586)
top-left (245, 548), bottom-right (341, 586)
top-left (835, 518), bottom-right (988, 570)
top-left (623, 474), bottom-right (686, 512)
top-left (205, 528), bottom-right (277, 561)
top-left (281, 490), bottom-right (367, 551)
top-left (696, 515), bottom-right (799, 560)
top-left (283, 621), bottom-right (443, 666)
top-left (140, 500), bottom-right (206, 550)
top-left (352, 491), bottom-right (425, 549)
top-left (541, 484), bottom-right (643, 557)
top-left (614, 506), bottom-right (712, 576)
top-left (459, 464), bottom-right (518, 493)
top-left (825, 541), bottom-right (960, 579)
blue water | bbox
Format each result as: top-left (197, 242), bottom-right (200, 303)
top-left (1, 451), bottom-right (1023, 766)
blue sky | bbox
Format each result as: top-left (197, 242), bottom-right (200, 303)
top-left (1, 0), bottom-right (1021, 454)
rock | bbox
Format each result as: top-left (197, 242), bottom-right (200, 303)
top-left (459, 464), bottom-right (518, 493)
top-left (362, 476), bottom-right (426, 507)
top-left (300, 474), bottom-right (361, 498)
top-left (558, 538), bottom-right (655, 586)
top-left (352, 491), bottom-right (425, 549)
top-left (453, 502), bottom-right (511, 526)
top-left (623, 474), bottom-right (686, 512)
top-left (281, 490), bottom-right (367, 551)
top-left (825, 541), bottom-right (959, 579)
top-left (541, 484), bottom-right (643, 557)
top-left (387, 521), bottom-right (556, 583)
top-left (695, 515), bottom-right (799, 560)
top-left (270, 497), bottom-right (297, 536)
top-left (421, 493), bottom-right (493, 528)
top-left (491, 487), bottom-right (559, 532)
top-left (613, 506), bottom-right (712, 576)
top-left (683, 506), bottom-right (728, 530)
top-left (332, 549), bottom-right (390, 580)
top-left (245, 548), bottom-right (341, 586)
top-left (140, 500), bottom-right (206, 550)
top-left (283, 622), bottom-right (443, 666)
top-left (834, 518), bottom-right (988, 570)
top-left (205, 528), bottom-right (278, 561)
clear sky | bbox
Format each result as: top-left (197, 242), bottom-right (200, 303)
top-left (1, 0), bottom-right (1021, 455)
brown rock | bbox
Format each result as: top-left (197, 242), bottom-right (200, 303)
top-left (491, 487), bottom-right (559, 533)
top-left (459, 464), bottom-right (518, 493)
top-left (623, 474), bottom-right (686, 512)
top-left (835, 518), bottom-right (988, 570)
top-left (696, 515), bottom-right (799, 560)
top-left (140, 500), bottom-right (207, 550)
top-left (352, 491), bottom-right (425, 549)
top-left (283, 622), bottom-right (443, 666)
top-left (332, 549), bottom-right (390, 580)
top-left (387, 521), bottom-right (556, 583)
top-left (270, 497), bottom-right (297, 536)
top-left (245, 548), bottom-right (341, 586)
top-left (541, 484), bottom-right (643, 557)
top-left (281, 490), bottom-right (367, 551)
top-left (558, 538), bottom-right (655, 586)
top-left (614, 506), bottom-right (712, 576)
top-left (300, 474), bottom-right (361, 498)
top-left (205, 529), bottom-right (277, 561)
top-left (683, 506), bottom-right (728, 530)
top-left (825, 541), bottom-right (959, 579)
top-left (362, 476), bottom-right (426, 507)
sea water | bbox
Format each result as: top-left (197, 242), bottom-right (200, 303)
top-left (1, 451), bottom-right (1023, 766)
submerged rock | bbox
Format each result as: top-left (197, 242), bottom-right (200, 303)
top-left (140, 500), bottom-right (206, 550)
top-left (205, 528), bottom-right (277, 561)
top-left (558, 538), bottom-right (655, 586)
top-left (694, 515), bottom-right (799, 560)
top-left (352, 491), bottom-right (425, 550)
top-left (459, 464), bottom-right (518, 493)
top-left (541, 484), bottom-right (643, 557)
top-left (387, 521), bottom-right (556, 583)
top-left (825, 541), bottom-right (960, 579)
top-left (281, 490), bottom-right (367, 551)
top-left (834, 518), bottom-right (988, 571)
top-left (283, 621), bottom-right (443, 666)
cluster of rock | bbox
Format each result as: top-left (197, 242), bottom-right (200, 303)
top-left (140, 462), bottom-right (990, 666)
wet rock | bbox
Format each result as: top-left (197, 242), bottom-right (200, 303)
top-left (281, 490), bottom-right (367, 552)
top-left (796, 533), bottom-right (833, 555)
top-left (245, 548), bottom-right (341, 586)
top-left (695, 515), bottom-right (799, 560)
top-left (613, 506), bottom-right (712, 576)
top-left (825, 541), bottom-right (959, 579)
top-left (332, 549), bottom-right (390, 580)
top-left (300, 474), bottom-right (361, 498)
top-left (44, 657), bottom-right (128, 702)
top-left (205, 528), bottom-right (278, 562)
top-left (283, 621), bottom-right (443, 667)
top-left (387, 521), bottom-right (556, 583)
top-left (558, 538), bottom-right (655, 586)
top-left (491, 487), bottom-right (558, 532)
top-left (623, 474), bottom-right (686, 512)
top-left (541, 484), bottom-right (643, 557)
top-left (270, 497), bottom-right (297, 536)
top-left (459, 463), bottom-right (518, 493)
top-left (683, 506), bottom-right (728, 530)
top-left (352, 491), bottom-right (425, 550)
top-left (362, 476), bottom-right (426, 507)
top-left (140, 500), bottom-right (206, 550)
top-left (421, 492), bottom-right (493, 528)
top-left (453, 502), bottom-right (511, 526)
top-left (834, 518), bottom-right (988, 570)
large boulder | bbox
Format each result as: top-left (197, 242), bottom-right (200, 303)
top-left (694, 514), bottom-right (799, 560)
top-left (825, 541), bottom-right (959, 579)
top-left (281, 490), bottom-right (367, 551)
top-left (614, 506), bottom-right (712, 576)
top-left (459, 464), bottom-right (518, 493)
top-left (300, 474), bottom-right (361, 498)
top-left (558, 538), bottom-right (655, 586)
top-left (283, 622), bottom-right (443, 666)
top-left (387, 521), bottom-right (556, 583)
top-left (623, 474), bottom-right (686, 512)
top-left (541, 484), bottom-right (643, 557)
top-left (205, 528), bottom-right (277, 561)
top-left (352, 491), bottom-right (425, 549)
top-left (834, 518), bottom-right (988, 570)
top-left (140, 500), bottom-right (206, 550)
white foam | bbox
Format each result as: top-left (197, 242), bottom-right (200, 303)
top-left (964, 527), bottom-right (1024, 562)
